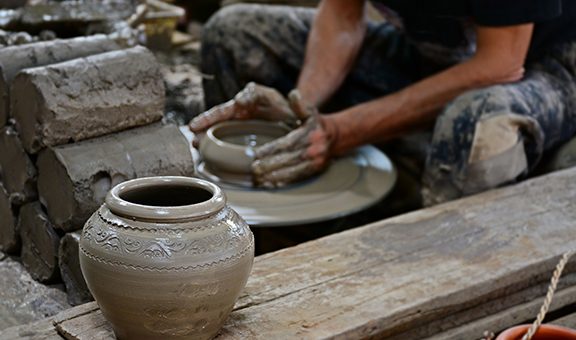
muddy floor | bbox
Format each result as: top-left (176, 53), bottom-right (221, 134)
top-left (0, 252), bottom-right (70, 330)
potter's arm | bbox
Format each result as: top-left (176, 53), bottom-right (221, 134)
top-left (297, 0), bottom-right (367, 107)
top-left (249, 23), bottom-right (534, 188)
top-left (323, 23), bottom-right (534, 156)
top-left (190, 0), bottom-right (367, 134)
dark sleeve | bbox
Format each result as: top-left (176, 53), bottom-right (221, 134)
top-left (472, 0), bottom-right (562, 26)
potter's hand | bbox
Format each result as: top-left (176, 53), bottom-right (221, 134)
top-left (189, 82), bottom-right (299, 135)
top-left (251, 90), bottom-right (337, 188)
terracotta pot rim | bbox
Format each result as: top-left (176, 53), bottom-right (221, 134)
top-left (106, 176), bottom-right (226, 221)
top-left (496, 324), bottom-right (576, 340)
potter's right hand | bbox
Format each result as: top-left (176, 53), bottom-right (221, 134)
top-left (189, 82), bottom-right (299, 136)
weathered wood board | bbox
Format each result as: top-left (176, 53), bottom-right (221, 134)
top-left (3, 167), bottom-right (576, 339)
top-left (0, 303), bottom-right (98, 340)
top-left (552, 311), bottom-right (576, 329)
top-left (428, 285), bottom-right (576, 340)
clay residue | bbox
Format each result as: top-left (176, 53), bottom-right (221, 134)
top-left (12, 46), bottom-right (163, 153)
top-left (37, 123), bottom-right (194, 231)
top-left (0, 126), bottom-right (37, 205)
top-left (0, 183), bottom-right (18, 253)
top-left (0, 254), bottom-right (70, 329)
top-left (19, 202), bottom-right (61, 283)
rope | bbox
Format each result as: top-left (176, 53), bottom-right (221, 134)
top-left (521, 250), bottom-right (574, 340)
top-left (482, 330), bottom-right (495, 340)
top-left (480, 250), bottom-right (574, 340)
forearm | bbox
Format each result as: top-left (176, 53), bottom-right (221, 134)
top-left (328, 56), bottom-right (524, 154)
top-left (327, 23), bottom-right (533, 155)
top-left (297, 0), bottom-right (367, 107)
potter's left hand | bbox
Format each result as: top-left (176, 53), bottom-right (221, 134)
top-left (251, 90), bottom-right (338, 188)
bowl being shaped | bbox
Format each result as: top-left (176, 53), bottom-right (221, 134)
top-left (199, 120), bottom-right (290, 174)
top-left (79, 176), bottom-right (254, 340)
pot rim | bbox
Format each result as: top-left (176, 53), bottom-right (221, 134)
top-left (205, 120), bottom-right (291, 151)
top-left (496, 324), bottom-right (576, 339)
top-left (105, 176), bottom-right (226, 221)
top-left (206, 121), bottom-right (251, 152)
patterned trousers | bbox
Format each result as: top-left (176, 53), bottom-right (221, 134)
top-left (201, 4), bottom-right (576, 205)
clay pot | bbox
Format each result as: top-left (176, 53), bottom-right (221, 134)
top-left (199, 120), bottom-right (289, 174)
top-left (79, 176), bottom-right (254, 340)
top-left (496, 324), bottom-right (576, 340)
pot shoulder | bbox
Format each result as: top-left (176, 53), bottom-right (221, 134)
top-left (79, 205), bottom-right (254, 271)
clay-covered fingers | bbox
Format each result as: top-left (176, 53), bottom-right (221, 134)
top-left (288, 89), bottom-right (316, 121)
top-left (189, 100), bottom-right (236, 133)
top-left (235, 83), bottom-right (297, 125)
top-left (190, 83), bottom-right (298, 135)
top-left (254, 160), bottom-right (319, 189)
top-left (253, 117), bottom-right (317, 159)
top-left (191, 132), bottom-right (205, 149)
top-left (252, 150), bottom-right (303, 176)
top-left (251, 117), bottom-right (327, 188)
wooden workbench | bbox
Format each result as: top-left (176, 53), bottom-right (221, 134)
top-left (2, 167), bottom-right (576, 339)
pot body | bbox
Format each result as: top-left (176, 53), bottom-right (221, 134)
top-left (496, 324), bottom-right (576, 340)
top-left (79, 177), bottom-right (254, 340)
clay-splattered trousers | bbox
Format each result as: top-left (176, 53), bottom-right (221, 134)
top-left (201, 4), bottom-right (576, 206)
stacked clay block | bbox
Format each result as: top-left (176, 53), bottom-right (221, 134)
top-left (0, 37), bottom-right (195, 305)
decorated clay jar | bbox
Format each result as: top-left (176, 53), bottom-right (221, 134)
top-left (79, 176), bottom-right (254, 340)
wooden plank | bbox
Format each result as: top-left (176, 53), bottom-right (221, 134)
top-left (50, 286), bottom-right (576, 340)
top-left (55, 311), bottom-right (112, 340)
top-left (427, 285), bottom-right (576, 339)
top-left (215, 168), bottom-right (576, 339)
top-left (18, 168), bottom-right (576, 339)
top-left (0, 303), bottom-right (97, 340)
top-left (47, 303), bottom-right (121, 339)
top-left (552, 312), bottom-right (576, 329)
top-left (51, 303), bottom-right (99, 325)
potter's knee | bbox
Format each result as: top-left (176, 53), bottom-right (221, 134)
top-left (442, 86), bottom-right (510, 122)
top-left (425, 113), bottom-right (536, 206)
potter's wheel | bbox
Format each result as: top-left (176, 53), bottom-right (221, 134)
top-left (178, 126), bottom-right (396, 226)
top-left (198, 146), bottom-right (396, 227)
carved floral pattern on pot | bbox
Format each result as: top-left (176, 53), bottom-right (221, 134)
top-left (79, 177), bottom-right (255, 340)
top-left (82, 207), bottom-right (248, 260)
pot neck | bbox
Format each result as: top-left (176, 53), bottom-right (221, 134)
top-left (105, 176), bottom-right (226, 222)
